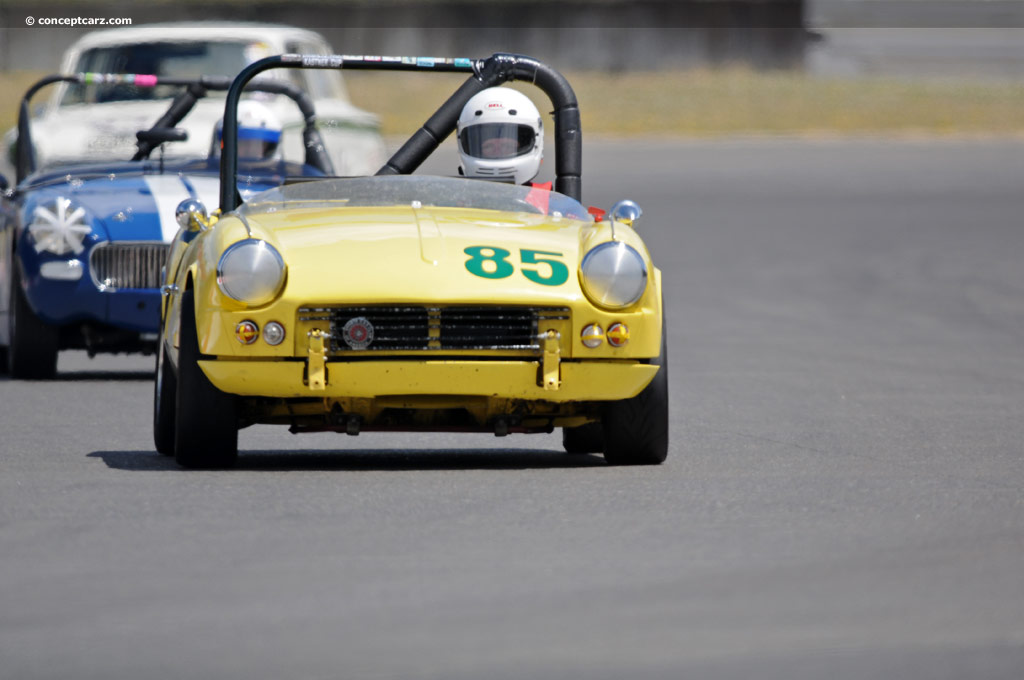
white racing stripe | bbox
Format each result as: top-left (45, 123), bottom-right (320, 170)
top-left (143, 175), bottom-right (192, 243)
top-left (143, 175), bottom-right (223, 242)
top-left (182, 176), bottom-right (222, 212)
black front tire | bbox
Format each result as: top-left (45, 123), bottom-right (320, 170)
top-left (153, 335), bottom-right (177, 456)
top-left (7, 265), bottom-right (59, 380)
top-left (173, 289), bottom-right (238, 469)
top-left (601, 333), bottom-right (669, 466)
top-left (562, 422), bottom-right (605, 454)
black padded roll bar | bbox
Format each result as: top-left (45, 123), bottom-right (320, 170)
top-left (14, 73), bottom-right (333, 184)
top-left (219, 53), bottom-right (582, 212)
top-left (15, 73), bottom-right (210, 183)
top-left (241, 79), bottom-right (334, 175)
top-left (130, 79), bottom-right (226, 162)
top-left (131, 77), bottom-right (333, 173)
top-left (15, 75), bottom-right (67, 184)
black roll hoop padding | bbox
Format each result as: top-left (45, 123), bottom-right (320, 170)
top-left (14, 73), bottom-right (334, 185)
top-left (130, 82), bottom-right (209, 162)
top-left (129, 77), bottom-right (332, 172)
top-left (15, 75), bottom-right (67, 184)
top-left (219, 52), bottom-right (582, 212)
top-left (136, 128), bottom-right (189, 146)
top-left (15, 74), bottom-right (216, 182)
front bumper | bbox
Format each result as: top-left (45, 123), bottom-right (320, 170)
top-left (199, 357), bottom-right (660, 403)
top-left (20, 244), bottom-right (163, 332)
top-left (23, 268), bottom-right (161, 332)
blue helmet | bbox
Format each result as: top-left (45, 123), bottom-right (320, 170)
top-left (212, 100), bottom-right (283, 160)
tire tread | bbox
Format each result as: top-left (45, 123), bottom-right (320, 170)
top-left (601, 334), bottom-right (669, 466)
top-left (8, 266), bottom-right (58, 380)
top-left (174, 289), bottom-right (238, 468)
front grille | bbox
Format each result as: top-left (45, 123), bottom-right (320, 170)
top-left (440, 307), bottom-right (541, 349)
top-left (298, 305), bottom-right (569, 353)
top-left (90, 242), bottom-right (169, 291)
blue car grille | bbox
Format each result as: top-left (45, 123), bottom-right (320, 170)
top-left (89, 243), bottom-right (169, 291)
top-left (298, 305), bottom-right (570, 352)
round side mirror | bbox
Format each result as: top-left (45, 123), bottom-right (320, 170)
top-left (609, 199), bottom-right (642, 227)
top-left (175, 199), bottom-right (208, 231)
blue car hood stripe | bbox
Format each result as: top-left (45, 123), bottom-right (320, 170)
top-left (141, 175), bottom-right (221, 242)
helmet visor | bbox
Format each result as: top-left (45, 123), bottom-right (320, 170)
top-left (460, 123), bottom-right (536, 160)
top-left (236, 126), bottom-right (281, 159)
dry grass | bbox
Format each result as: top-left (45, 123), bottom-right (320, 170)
top-left (2, 71), bottom-right (50, 129)
top-left (343, 68), bottom-right (1024, 138)
top-left (5, 68), bottom-right (1024, 138)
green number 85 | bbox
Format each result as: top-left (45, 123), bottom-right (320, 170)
top-left (463, 246), bottom-right (568, 287)
top-left (463, 246), bottom-right (515, 279)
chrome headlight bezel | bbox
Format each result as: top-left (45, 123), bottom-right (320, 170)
top-left (579, 241), bottom-right (648, 310)
top-left (216, 239), bottom-right (286, 306)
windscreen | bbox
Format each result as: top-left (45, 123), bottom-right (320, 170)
top-left (240, 176), bottom-right (589, 220)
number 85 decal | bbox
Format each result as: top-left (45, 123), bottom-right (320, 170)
top-left (464, 246), bottom-right (569, 286)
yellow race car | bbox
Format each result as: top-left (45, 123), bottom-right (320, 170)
top-left (155, 53), bottom-right (667, 468)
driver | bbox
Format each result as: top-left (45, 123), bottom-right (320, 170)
top-left (455, 87), bottom-right (593, 220)
top-left (210, 100), bottom-right (283, 160)
top-left (456, 87), bottom-right (543, 185)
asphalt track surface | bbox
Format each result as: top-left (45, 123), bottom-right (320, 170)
top-left (2, 139), bottom-right (1023, 679)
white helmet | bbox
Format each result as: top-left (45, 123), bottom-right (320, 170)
top-left (457, 87), bottom-right (543, 185)
top-left (211, 100), bottom-right (283, 160)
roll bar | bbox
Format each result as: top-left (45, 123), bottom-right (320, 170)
top-left (14, 73), bottom-right (332, 184)
top-left (220, 53), bottom-right (582, 212)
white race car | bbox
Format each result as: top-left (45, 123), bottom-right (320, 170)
top-left (2, 23), bottom-right (386, 178)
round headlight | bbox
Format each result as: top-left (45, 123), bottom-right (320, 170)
top-left (579, 241), bottom-right (648, 309)
top-left (217, 239), bottom-right (285, 305)
top-left (28, 197), bottom-right (91, 255)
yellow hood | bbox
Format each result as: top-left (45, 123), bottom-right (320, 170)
top-left (244, 205), bottom-right (616, 306)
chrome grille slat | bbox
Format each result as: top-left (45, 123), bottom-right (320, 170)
top-left (297, 305), bottom-right (569, 352)
top-left (90, 243), bottom-right (169, 291)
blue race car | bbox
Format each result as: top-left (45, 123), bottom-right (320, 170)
top-left (0, 72), bottom-right (331, 378)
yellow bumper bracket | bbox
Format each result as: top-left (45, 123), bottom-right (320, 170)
top-left (541, 330), bottom-right (561, 391)
top-left (307, 329), bottom-right (328, 391)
